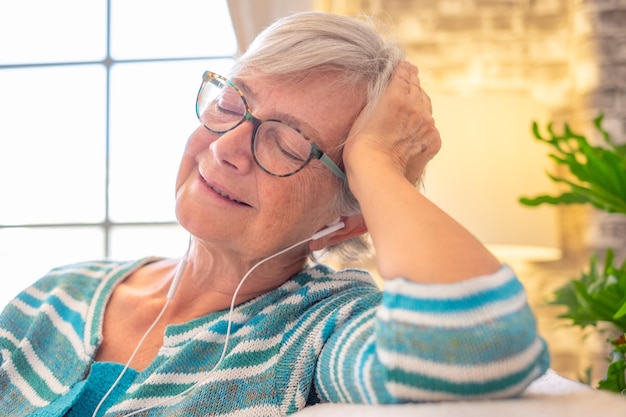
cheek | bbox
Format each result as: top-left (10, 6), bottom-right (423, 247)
top-left (175, 126), bottom-right (215, 190)
top-left (264, 171), bottom-right (336, 230)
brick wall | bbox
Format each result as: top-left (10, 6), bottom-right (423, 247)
top-left (319, 0), bottom-right (572, 103)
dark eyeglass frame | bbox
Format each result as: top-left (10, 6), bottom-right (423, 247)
top-left (196, 71), bottom-right (346, 180)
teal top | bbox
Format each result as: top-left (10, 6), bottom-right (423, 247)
top-left (0, 258), bottom-right (550, 416)
top-left (65, 362), bottom-right (138, 417)
top-left (25, 362), bottom-right (138, 417)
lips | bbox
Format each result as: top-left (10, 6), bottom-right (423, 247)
top-left (200, 175), bottom-right (251, 207)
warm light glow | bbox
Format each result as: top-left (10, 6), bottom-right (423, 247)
top-left (423, 91), bottom-right (560, 251)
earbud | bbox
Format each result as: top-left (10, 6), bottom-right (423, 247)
top-left (310, 221), bottom-right (345, 240)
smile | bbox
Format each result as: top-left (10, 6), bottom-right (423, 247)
top-left (202, 176), bottom-right (251, 207)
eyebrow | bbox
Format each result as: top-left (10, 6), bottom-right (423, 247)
top-left (234, 78), bottom-right (323, 142)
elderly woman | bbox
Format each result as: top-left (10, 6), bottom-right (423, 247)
top-left (0, 11), bottom-right (548, 417)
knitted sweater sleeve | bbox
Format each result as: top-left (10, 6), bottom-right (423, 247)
top-left (313, 265), bottom-right (550, 404)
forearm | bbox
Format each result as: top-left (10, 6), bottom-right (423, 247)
top-left (347, 160), bottom-right (500, 283)
top-left (315, 267), bottom-right (550, 403)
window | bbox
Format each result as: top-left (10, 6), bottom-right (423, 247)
top-left (0, 0), bottom-right (237, 308)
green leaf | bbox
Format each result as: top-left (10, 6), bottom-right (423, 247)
top-left (550, 250), bottom-right (626, 332)
top-left (597, 359), bottom-right (626, 392)
top-left (614, 302), bottom-right (626, 320)
top-left (519, 193), bottom-right (588, 207)
top-left (520, 114), bottom-right (626, 214)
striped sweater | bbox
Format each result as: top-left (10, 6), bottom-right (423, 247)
top-left (0, 258), bottom-right (549, 416)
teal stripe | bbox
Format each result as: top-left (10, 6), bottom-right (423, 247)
top-left (16, 292), bottom-right (43, 310)
top-left (383, 277), bottom-right (522, 313)
top-left (356, 343), bottom-right (376, 403)
top-left (16, 290), bottom-right (84, 339)
top-left (387, 364), bottom-right (538, 397)
top-left (222, 344), bottom-right (278, 368)
top-left (89, 259), bottom-right (150, 347)
top-left (317, 300), bottom-right (378, 403)
top-left (377, 307), bottom-right (538, 362)
top-left (44, 295), bottom-right (84, 340)
top-left (127, 382), bottom-right (195, 399)
top-left (11, 348), bottom-right (60, 402)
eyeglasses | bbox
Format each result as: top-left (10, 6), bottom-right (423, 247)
top-left (195, 71), bottom-right (346, 180)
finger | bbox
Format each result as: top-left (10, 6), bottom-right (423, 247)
top-left (394, 61), bottom-right (412, 89)
top-left (410, 63), bottom-right (419, 86)
top-left (405, 63), bottom-right (422, 97)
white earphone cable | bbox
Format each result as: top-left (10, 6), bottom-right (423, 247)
top-left (91, 251), bottom-right (189, 417)
top-left (92, 220), bottom-right (343, 417)
top-left (120, 233), bottom-right (317, 416)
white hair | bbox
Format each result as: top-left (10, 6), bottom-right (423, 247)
top-left (231, 12), bottom-right (405, 261)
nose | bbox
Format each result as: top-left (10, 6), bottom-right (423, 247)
top-left (206, 122), bottom-right (255, 175)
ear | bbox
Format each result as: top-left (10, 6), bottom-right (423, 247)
top-left (308, 213), bottom-right (368, 251)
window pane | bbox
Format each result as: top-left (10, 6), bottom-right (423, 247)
top-left (110, 0), bottom-right (237, 60)
top-left (0, 226), bottom-right (104, 309)
top-left (108, 59), bottom-right (234, 222)
top-left (0, 0), bottom-right (106, 64)
top-left (0, 65), bottom-right (106, 225)
top-left (109, 225), bottom-right (189, 259)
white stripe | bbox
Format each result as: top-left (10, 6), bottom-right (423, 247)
top-left (354, 336), bottom-right (378, 404)
top-left (159, 324), bottom-right (270, 358)
top-left (278, 297), bottom-right (329, 352)
top-left (22, 286), bottom-right (48, 301)
top-left (294, 389), bottom-right (307, 413)
top-left (24, 286), bottom-right (88, 320)
top-left (83, 263), bottom-right (128, 355)
top-left (325, 301), bottom-right (370, 403)
top-left (217, 404), bottom-right (282, 416)
top-left (126, 352), bottom-right (276, 393)
top-left (322, 304), bottom-right (353, 403)
top-left (83, 260), bottom-right (155, 355)
top-left (377, 291), bottom-right (528, 328)
top-left (0, 328), bottom-right (20, 346)
top-left (12, 299), bottom-right (88, 361)
top-left (272, 290), bottom-right (359, 407)
top-left (119, 360), bottom-right (277, 410)
top-left (334, 310), bottom-right (375, 403)
top-left (384, 265), bottom-right (515, 300)
top-left (0, 349), bottom-right (49, 407)
top-left (108, 395), bottom-right (184, 413)
top-left (164, 309), bottom-right (253, 346)
top-left (159, 326), bottom-right (263, 358)
top-left (21, 341), bottom-right (69, 394)
top-left (378, 338), bottom-right (545, 384)
top-left (280, 303), bottom-right (335, 404)
top-left (11, 299), bottom-right (41, 318)
top-left (277, 281), bottom-right (376, 405)
top-left (385, 365), bottom-right (543, 401)
top-left (116, 398), bottom-right (283, 417)
top-left (51, 288), bottom-right (89, 317)
top-left (231, 332), bottom-right (282, 353)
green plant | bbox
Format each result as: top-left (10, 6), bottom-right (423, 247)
top-left (551, 251), bottom-right (626, 391)
top-left (520, 114), bottom-right (626, 393)
top-left (519, 114), bottom-right (626, 214)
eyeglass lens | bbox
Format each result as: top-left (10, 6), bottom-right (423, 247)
top-left (196, 74), bottom-right (315, 177)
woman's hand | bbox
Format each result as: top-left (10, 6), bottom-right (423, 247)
top-left (342, 61), bottom-right (500, 283)
top-left (343, 61), bottom-right (441, 184)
